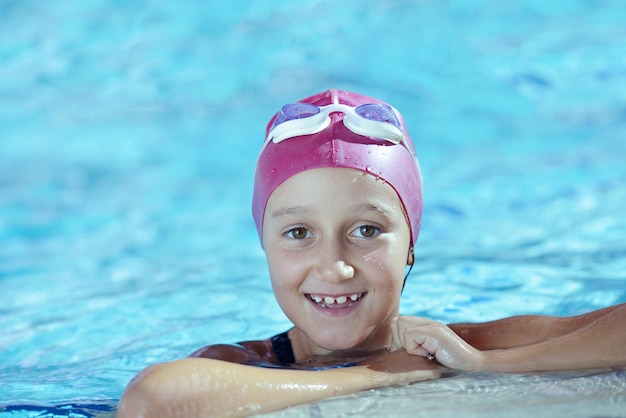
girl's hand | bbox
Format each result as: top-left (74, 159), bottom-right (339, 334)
top-left (391, 316), bottom-right (487, 371)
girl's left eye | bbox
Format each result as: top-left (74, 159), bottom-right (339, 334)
top-left (353, 225), bottom-right (382, 238)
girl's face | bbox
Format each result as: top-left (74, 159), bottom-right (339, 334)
top-left (262, 167), bottom-right (412, 356)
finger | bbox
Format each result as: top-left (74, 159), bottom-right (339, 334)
top-left (396, 318), bottom-right (446, 358)
top-left (390, 317), bottom-right (403, 351)
top-left (397, 315), bottom-right (437, 327)
top-left (394, 316), bottom-right (435, 355)
top-left (394, 316), bottom-right (422, 352)
top-left (401, 322), bottom-right (482, 369)
top-left (393, 323), bottom-right (427, 359)
top-left (412, 333), bottom-right (440, 357)
top-left (403, 329), bottom-right (439, 358)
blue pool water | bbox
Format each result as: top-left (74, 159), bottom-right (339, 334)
top-left (2, 0), bottom-right (626, 416)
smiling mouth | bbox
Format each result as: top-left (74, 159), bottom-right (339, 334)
top-left (306, 293), bottom-right (366, 309)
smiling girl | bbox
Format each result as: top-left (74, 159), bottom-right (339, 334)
top-left (117, 89), bottom-right (626, 418)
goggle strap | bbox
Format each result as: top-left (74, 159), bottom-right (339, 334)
top-left (343, 116), bottom-right (403, 145)
top-left (269, 116), bottom-right (331, 144)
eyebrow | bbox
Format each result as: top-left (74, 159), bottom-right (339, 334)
top-left (271, 202), bottom-right (396, 219)
top-left (271, 206), bottom-right (316, 219)
top-left (350, 203), bottom-right (394, 218)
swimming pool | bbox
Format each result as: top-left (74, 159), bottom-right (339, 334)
top-left (2, 0), bottom-right (625, 416)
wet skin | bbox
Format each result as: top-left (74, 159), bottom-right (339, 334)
top-left (261, 167), bottom-right (413, 360)
top-left (193, 167), bottom-right (417, 369)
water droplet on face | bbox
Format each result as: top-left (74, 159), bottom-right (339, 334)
top-left (271, 168), bottom-right (276, 173)
top-left (365, 165), bottom-right (372, 172)
top-left (344, 155), bottom-right (351, 160)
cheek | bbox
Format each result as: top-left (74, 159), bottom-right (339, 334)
top-left (267, 251), bottom-right (303, 289)
top-left (361, 245), bottom-right (407, 282)
top-left (267, 259), bottom-right (293, 309)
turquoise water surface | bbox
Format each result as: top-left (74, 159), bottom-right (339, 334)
top-left (1, 1), bottom-right (626, 417)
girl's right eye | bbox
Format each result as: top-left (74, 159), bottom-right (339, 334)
top-left (285, 227), bottom-right (311, 240)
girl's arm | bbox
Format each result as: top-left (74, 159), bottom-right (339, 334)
top-left (447, 303), bottom-right (625, 350)
top-left (116, 352), bottom-right (440, 418)
top-left (392, 303), bottom-right (626, 372)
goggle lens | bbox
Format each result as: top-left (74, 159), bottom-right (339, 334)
top-left (273, 103), bottom-right (321, 127)
top-left (354, 103), bottom-right (402, 130)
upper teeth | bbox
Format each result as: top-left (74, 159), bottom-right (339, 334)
top-left (312, 293), bottom-right (362, 304)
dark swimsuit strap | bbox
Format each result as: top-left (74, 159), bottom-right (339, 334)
top-left (268, 331), bottom-right (359, 370)
top-left (270, 331), bottom-right (295, 365)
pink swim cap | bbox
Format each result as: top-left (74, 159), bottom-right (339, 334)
top-left (252, 89), bottom-right (423, 245)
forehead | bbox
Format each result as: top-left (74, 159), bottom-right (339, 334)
top-left (265, 167), bottom-right (404, 216)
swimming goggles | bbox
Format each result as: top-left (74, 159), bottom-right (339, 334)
top-left (265, 102), bottom-right (407, 145)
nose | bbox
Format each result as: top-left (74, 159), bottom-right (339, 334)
top-left (314, 239), bottom-right (355, 283)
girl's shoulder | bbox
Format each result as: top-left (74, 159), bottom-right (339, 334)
top-left (190, 340), bottom-right (274, 363)
top-left (190, 330), bottom-right (294, 366)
